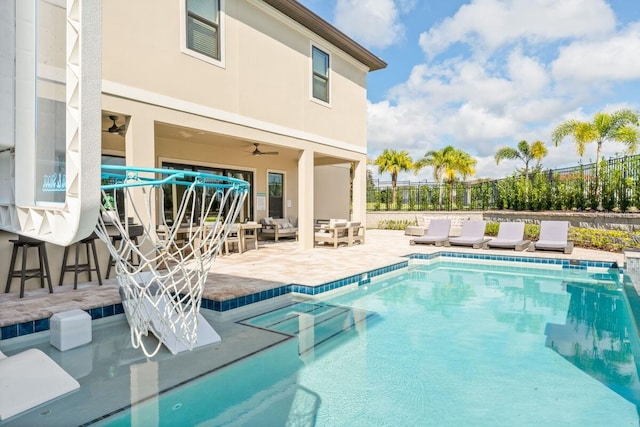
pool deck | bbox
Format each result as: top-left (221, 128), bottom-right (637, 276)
top-left (0, 229), bottom-right (627, 328)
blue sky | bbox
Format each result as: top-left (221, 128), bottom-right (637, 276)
top-left (299, 0), bottom-right (640, 181)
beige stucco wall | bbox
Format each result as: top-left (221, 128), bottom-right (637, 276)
top-left (101, 0), bottom-right (368, 149)
top-left (99, 0), bottom-right (372, 250)
top-left (314, 164), bottom-right (350, 220)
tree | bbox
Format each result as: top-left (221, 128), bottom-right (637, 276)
top-left (374, 149), bottom-right (414, 206)
top-left (495, 140), bottom-right (548, 176)
top-left (495, 140), bottom-right (548, 204)
top-left (416, 146), bottom-right (477, 209)
top-left (552, 109), bottom-right (639, 208)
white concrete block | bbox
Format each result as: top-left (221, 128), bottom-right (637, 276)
top-left (50, 309), bottom-right (92, 351)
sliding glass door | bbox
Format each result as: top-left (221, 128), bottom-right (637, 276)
top-left (162, 162), bottom-right (253, 224)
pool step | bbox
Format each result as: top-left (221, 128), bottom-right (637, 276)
top-left (241, 302), bottom-right (374, 355)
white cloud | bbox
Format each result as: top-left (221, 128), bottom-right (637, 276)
top-left (552, 23), bottom-right (640, 82)
top-left (506, 50), bottom-right (548, 95)
top-left (333, 0), bottom-right (409, 49)
top-left (444, 103), bottom-right (521, 145)
top-left (366, 1), bottom-right (640, 181)
top-left (419, 0), bottom-right (616, 58)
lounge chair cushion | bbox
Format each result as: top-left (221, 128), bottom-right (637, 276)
top-left (533, 221), bottom-right (572, 253)
top-left (448, 220), bottom-right (487, 247)
top-left (0, 349), bottom-right (80, 420)
top-left (410, 219), bottom-right (451, 246)
top-left (486, 222), bottom-right (530, 250)
top-left (535, 240), bottom-right (568, 250)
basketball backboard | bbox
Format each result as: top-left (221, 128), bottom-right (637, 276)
top-left (0, 0), bottom-right (101, 245)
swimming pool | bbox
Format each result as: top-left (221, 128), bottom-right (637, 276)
top-left (2, 258), bottom-right (639, 426)
top-left (93, 259), bottom-right (640, 426)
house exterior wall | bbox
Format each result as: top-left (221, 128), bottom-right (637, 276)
top-left (314, 165), bottom-right (350, 220)
top-left (1, 0), bottom-right (380, 296)
top-left (100, 0), bottom-right (375, 250)
top-left (101, 0), bottom-right (368, 149)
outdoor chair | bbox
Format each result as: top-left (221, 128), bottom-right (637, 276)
top-left (348, 221), bottom-right (365, 245)
top-left (410, 219), bottom-right (451, 246)
top-left (446, 220), bottom-right (489, 249)
top-left (528, 220), bottom-right (573, 254)
top-left (314, 219), bottom-right (349, 248)
top-left (484, 222), bottom-right (530, 251)
top-left (224, 224), bottom-right (241, 254)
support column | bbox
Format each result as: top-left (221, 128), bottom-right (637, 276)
top-left (125, 113), bottom-right (155, 170)
top-left (298, 148), bottom-right (314, 250)
top-left (352, 157), bottom-right (366, 223)
top-left (124, 113), bottom-right (156, 245)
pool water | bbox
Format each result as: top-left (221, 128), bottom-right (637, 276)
top-left (97, 261), bottom-right (640, 426)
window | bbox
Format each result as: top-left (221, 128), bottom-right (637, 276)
top-left (268, 172), bottom-right (284, 218)
top-left (312, 46), bottom-right (329, 103)
top-left (186, 0), bottom-right (220, 60)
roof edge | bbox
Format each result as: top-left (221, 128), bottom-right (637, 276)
top-left (261, 0), bottom-right (387, 72)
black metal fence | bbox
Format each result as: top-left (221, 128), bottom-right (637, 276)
top-left (367, 154), bottom-right (640, 212)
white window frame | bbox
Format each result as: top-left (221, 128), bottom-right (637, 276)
top-left (179, 0), bottom-right (226, 69)
top-left (310, 43), bottom-right (331, 107)
top-left (266, 169), bottom-right (287, 219)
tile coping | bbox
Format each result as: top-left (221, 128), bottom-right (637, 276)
top-left (0, 251), bottom-right (621, 341)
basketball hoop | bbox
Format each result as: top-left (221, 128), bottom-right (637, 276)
top-left (94, 165), bottom-right (249, 357)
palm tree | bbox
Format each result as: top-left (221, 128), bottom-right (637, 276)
top-left (442, 147), bottom-right (476, 183)
top-left (415, 147), bottom-right (448, 208)
top-left (495, 140), bottom-right (548, 176)
top-left (374, 149), bottom-right (414, 206)
top-left (495, 140), bottom-right (548, 202)
top-left (552, 109), bottom-right (639, 208)
top-left (416, 146), bottom-right (476, 209)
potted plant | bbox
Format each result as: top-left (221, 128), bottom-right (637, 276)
top-left (102, 193), bottom-right (119, 223)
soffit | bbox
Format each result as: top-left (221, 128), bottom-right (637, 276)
top-left (261, 0), bottom-right (387, 72)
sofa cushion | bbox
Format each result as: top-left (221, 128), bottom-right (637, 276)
top-left (329, 218), bottom-right (348, 228)
top-left (274, 218), bottom-right (295, 229)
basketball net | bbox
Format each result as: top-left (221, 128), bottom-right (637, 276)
top-left (94, 166), bottom-right (249, 357)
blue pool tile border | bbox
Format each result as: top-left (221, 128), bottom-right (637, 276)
top-left (408, 251), bottom-right (619, 270)
top-left (0, 253), bottom-right (619, 340)
top-left (202, 261), bottom-right (410, 312)
top-left (291, 261), bottom-right (409, 297)
top-left (1, 303), bottom-right (124, 341)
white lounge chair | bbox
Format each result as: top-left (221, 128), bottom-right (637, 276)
top-left (484, 222), bottom-right (530, 251)
top-left (410, 219), bottom-right (451, 246)
top-left (529, 220), bottom-right (573, 254)
top-left (0, 349), bottom-right (80, 420)
top-left (447, 220), bottom-right (489, 249)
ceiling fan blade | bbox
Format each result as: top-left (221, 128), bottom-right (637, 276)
top-left (251, 143), bottom-right (278, 155)
top-left (102, 115), bottom-right (125, 135)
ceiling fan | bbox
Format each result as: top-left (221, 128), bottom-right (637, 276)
top-left (251, 143), bottom-right (278, 156)
top-left (102, 115), bottom-right (126, 136)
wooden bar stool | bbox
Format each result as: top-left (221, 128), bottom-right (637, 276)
top-left (106, 225), bottom-right (143, 278)
top-left (5, 236), bottom-right (53, 298)
top-left (58, 232), bottom-right (103, 289)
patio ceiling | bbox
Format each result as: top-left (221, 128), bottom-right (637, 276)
top-left (101, 113), bottom-right (358, 166)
